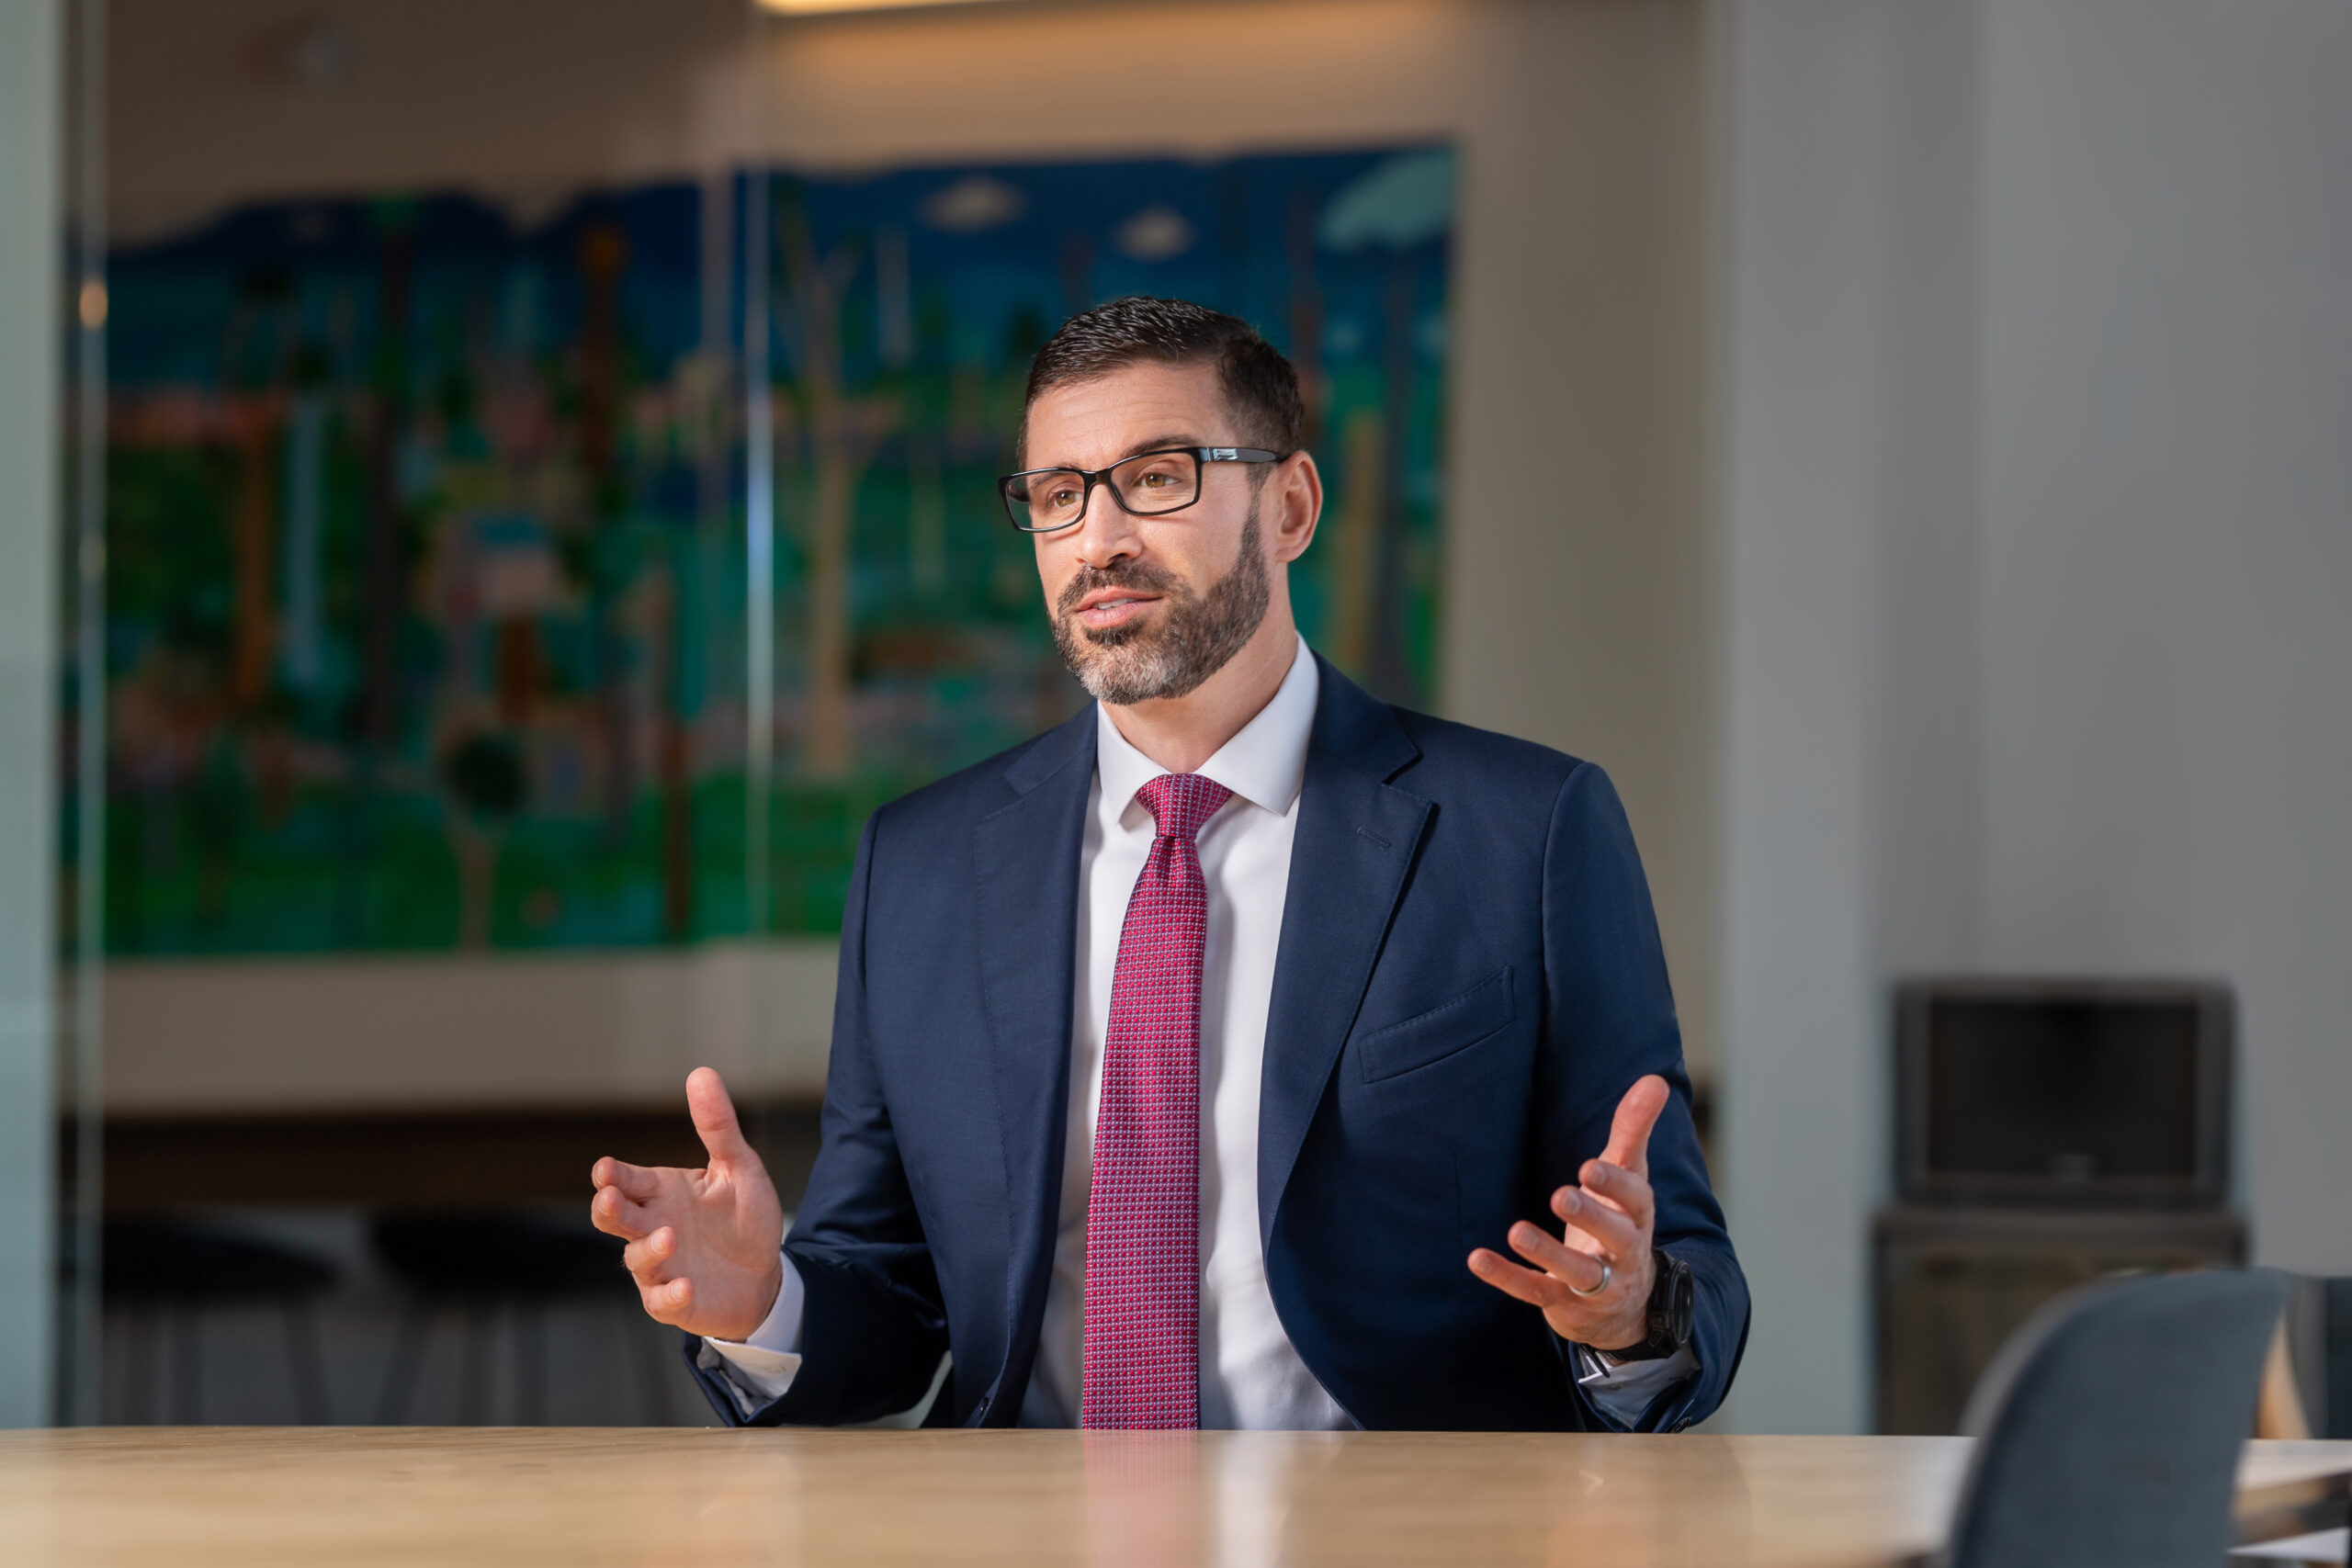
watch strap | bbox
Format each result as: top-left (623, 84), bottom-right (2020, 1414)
top-left (1599, 1248), bottom-right (1692, 1360)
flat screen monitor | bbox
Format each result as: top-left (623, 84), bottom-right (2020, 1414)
top-left (1894, 980), bottom-right (2232, 1207)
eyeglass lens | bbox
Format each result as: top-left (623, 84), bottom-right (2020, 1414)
top-left (1005, 450), bottom-right (1201, 530)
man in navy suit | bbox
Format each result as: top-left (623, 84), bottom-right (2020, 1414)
top-left (591, 298), bottom-right (1747, 1432)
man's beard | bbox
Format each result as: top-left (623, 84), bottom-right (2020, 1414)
top-left (1051, 509), bottom-right (1271, 706)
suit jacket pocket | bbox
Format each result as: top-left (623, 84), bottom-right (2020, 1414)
top-left (1356, 966), bottom-right (1516, 1084)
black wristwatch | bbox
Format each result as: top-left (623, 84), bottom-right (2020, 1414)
top-left (1600, 1248), bottom-right (1695, 1362)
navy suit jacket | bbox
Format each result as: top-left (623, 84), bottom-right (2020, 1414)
top-left (687, 656), bottom-right (1747, 1431)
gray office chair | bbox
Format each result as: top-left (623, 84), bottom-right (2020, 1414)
top-left (2280, 1274), bottom-right (2352, 1439)
top-left (101, 1219), bottom-right (339, 1424)
top-left (1936, 1269), bottom-right (2287, 1568)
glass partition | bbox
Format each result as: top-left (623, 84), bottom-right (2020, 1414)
top-left (80, 0), bottom-right (777, 1426)
top-left (68, 0), bottom-right (1453, 1427)
top-left (59, 0), bottom-right (108, 1428)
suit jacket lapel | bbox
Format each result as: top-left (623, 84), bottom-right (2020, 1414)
top-left (972, 704), bottom-right (1096, 1394)
top-left (1259, 659), bottom-right (1430, 1252)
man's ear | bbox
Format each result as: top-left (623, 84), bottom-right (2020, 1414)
top-left (1271, 451), bottom-right (1323, 565)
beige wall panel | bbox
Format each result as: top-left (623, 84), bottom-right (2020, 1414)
top-left (102, 945), bottom-right (837, 1114)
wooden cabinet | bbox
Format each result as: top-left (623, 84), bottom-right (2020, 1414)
top-left (1873, 1204), bottom-right (2248, 1435)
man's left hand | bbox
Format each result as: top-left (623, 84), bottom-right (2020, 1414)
top-left (1467, 1074), bottom-right (1669, 1351)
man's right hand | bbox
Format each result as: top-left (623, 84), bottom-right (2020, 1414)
top-left (590, 1066), bottom-right (786, 1342)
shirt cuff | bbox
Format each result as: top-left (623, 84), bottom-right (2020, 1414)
top-left (697, 1251), bottom-right (807, 1413)
top-left (1571, 1341), bottom-right (1701, 1429)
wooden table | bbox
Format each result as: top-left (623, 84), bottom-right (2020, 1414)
top-left (3, 1428), bottom-right (2347, 1567)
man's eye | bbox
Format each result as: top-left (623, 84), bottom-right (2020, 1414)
top-left (1137, 471), bottom-right (1173, 489)
top-left (1047, 487), bottom-right (1080, 508)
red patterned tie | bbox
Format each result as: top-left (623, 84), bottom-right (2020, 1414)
top-left (1081, 771), bottom-right (1232, 1429)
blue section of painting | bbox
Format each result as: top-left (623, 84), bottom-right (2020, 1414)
top-left (89, 149), bottom-right (1451, 954)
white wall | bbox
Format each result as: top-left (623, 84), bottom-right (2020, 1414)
top-left (1713, 0), bottom-right (1904, 1439)
top-left (1973, 0), bottom-right (2352, 1272)
top-left (1717, 0), bottom-right (2352, 1434)
top-left (0, 0), bottom-right (62, 1427)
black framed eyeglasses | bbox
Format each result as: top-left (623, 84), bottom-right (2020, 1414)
top-left (998, 446), bottom-right (1284, 533)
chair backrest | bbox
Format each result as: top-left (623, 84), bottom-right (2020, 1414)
top-left (2328, 1278), bottom-right (2352, 1440)
top-left (2263, 1272), bottom-right (2352, 1439)
top-left (1939, 1269), bottom-right (2287, 1568)
top-left (2284, 1274), bottom-right (2352, 1440)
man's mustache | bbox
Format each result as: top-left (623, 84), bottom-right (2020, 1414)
top-left (1055, 560), bottom-right (1187, 618)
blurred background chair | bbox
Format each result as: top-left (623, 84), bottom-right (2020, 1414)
top-left (370, 1210), bottom-right (669, 1426)
top-left (2260, 1274), bottom-right (2352, 1442)
top-left (101, 1218), bottom-right (339, 1424)
top-left (1932, 1269), bottom-right (2286, 1568)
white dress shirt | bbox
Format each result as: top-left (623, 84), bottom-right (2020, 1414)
top-left (700, 635), bottom-right (1690, 1427)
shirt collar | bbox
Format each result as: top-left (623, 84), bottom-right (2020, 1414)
top-left (1094, 634), bottom-right (1319, 825)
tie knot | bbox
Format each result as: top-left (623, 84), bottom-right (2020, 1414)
top-left (1135, 773), bottom-right (1232, 844)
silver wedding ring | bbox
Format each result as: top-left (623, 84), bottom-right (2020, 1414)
top-left (1567, 1259), bottom-right (1611, 1298)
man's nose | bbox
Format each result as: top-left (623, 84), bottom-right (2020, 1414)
top-left (1068, 485), bottom-right (1144, 570)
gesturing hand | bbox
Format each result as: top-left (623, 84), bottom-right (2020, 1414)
top-left (1467, 1074), bottom-right (1669, 1352)
top-left (589, 1066), bottom-right (786, 1342)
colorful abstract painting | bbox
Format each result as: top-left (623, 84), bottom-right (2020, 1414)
top-left (91, 147), bottom-right (1452, 955)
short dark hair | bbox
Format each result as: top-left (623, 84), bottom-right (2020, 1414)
top-left (1021, 296), bottom-right (1305, 460)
